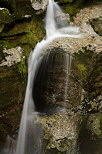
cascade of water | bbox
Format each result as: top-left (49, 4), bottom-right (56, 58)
top-left (46, 0), bottom-right (57, 38)
top-left (9, 0), bottom-right (82, 154)
top-left (64, 53), bottom-right (72, 102)
top-left (1, 135), bottom-right (16, 154)
top-left (46, 0), bottom-right (82, 38)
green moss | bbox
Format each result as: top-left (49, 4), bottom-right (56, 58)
top-left (0, 65), bottom-right (25, 108)
top-left (17, 58), bottom-right (27, 82)
top-left (59, 0), bottom-right (73, 3)
top-left (0, 24), bottom-right (4, 33)
top-left (64, 5), bottom-right (80, 17)
top-left (0, 15), bottom-right (44, 109)
top-left (0, 18), bottom-right (44, 51)
top-left (77, 64), bottom-right (86, 73)
top-left (0, 8), bottom-right (10, 24)
top-left (74, 49), bottom-right (93, 66)
top-left (62, 0), bottom-right (102, 18)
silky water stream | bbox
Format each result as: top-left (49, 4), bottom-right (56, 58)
top-left (2, 0), bottom-right (81, 153)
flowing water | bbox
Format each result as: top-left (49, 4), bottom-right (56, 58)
top-left (1, 136), bottom-right (16, 154)
top-left (2, 0), bottom-right (82, 153)
top-left (64, 53), bottom-right (72, 102)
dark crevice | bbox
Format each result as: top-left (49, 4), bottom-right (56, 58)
top-left (0, 32), bottom-right (28, 40)
top-left (32, 48), bottom-right (71, 114)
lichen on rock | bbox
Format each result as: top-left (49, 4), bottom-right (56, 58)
top-left (37, 110), bottom-right (82, 153)
top-left (0, 47), bottom-right (22, 67)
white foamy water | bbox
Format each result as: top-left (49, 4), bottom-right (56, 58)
top-left (46, 0), bottom-right (82, 39)
top-left (2, 0), bottom-right (82, 154)
top-left (1, 135), bottom-right (16, 154)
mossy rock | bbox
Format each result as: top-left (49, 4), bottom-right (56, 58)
top-left (0, 17), bottom-right (44, 55)
top-left (87, 113), bottom-right (102, 137)
top-left (58, 0), bottom-right (74, 3)
top-left (63, 5), bottom-right (80, 17)
top-left (0, 47), bottom-right (28, 147)
top-left (0, 24), bottom-right (4, 33)
top-left (0, 0), bottom-right (15, 13)
top-left (0, 8), bottom-right (10, 24)
top-left (0, 0), bottom-right (35, 17)
top-left (38, 110), bottom-right (82, 154)
top-left (78, 114), bottom-right (102, 154)
top-left (90, 17), bottom-right (102, 36)
top-left (62, 0), bottom-right (102, 18)
top-left (0, 65), bottom-right (26, 109)
top-left (71, 48), bottom-right (102, 113)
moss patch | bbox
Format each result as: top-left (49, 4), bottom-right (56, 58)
top-left (0, 17), bottom-right (44, 50)
top-left (64, 5), bottom-right (80, 17)
top-left (0, 65), bottom-right (25, 108)
top-left (62, 0), bottom-right (102, 19)
top-left (0, 24), bottom-right (4, 33)
top-left (58, 0), bottom-right (74, 3)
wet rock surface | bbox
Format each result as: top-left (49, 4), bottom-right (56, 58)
top-left (33, 48), bottom-right (82, 114)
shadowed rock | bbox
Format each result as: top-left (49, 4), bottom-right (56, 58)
top-left (32, 48), bottom-right (81, 114)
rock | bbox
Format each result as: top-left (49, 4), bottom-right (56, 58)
top-left (0, 24), bottom-right (4, 33)
top-left (61, 0), bottom-right (101, 18)
top-left (37, 110), bottom-right (83, 153)
top-left (87, 113), bottom-right (102, 137)
top-left (13, 0), bottom-right (35, 19)
top-left (0, 16), bottom-right (44, 149)
top-left (0, 17), bottom-right (44, 54)
top-left (0, 47), bottom-right (22, 67)
top-left (90, 16), bottom-right (102, 36)
top-left (78, 113), bottom-right (102, 154)
top-left (31, 0), bottom-right (48, 11)
top-left (0, 63), bottom-right (26, 145)
top-left (0, 8), bottom-right (10, 25)
top-left (74, 5), bottom-right (102, 36)
top-left (0, 0), bottom-right (41, 26)
top-left (32, 48), bottom-right (82, 114)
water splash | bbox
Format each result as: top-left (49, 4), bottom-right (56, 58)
top-left (15, 0), bottom-right (82, 153)
top-left (1, 135), bottom-right (16, 154)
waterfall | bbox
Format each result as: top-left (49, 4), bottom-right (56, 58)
top-left (46, 0), bottom-right (82, 38)
top-left (64, 53), bottom-right (72, 102)
top-left (2, 0), bottom-right (82, 154)
top-left (1, 135), bottom-right (16, 154)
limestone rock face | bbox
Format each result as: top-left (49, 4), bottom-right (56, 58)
top-left (37, 110), bottom-right (82, 154)
top-left (31, 0), bottom-right (48, 11)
